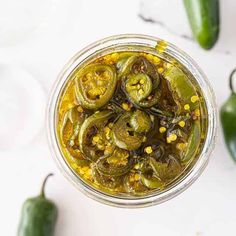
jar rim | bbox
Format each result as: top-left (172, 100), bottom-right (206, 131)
top-left (47, 34), bottom-right (217, 208)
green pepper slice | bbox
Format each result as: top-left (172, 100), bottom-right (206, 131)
top-left (140, 174), bottom-right (164, 189)
top-left (137, 157), bottom-right (165, 189)
top-left (118, 56), bottom-right (160, 88)
top-left (91, 164), bottom-right (121, 189)
top-left (96, 148), bottom-right (132, 177)
top-left (119, 55), bottom-right (161, 108)
top-left (60, 106), bottom-right (85, 157)
top-left (149, 157), bottom-right (182, 182)
top-left (60, 106), bottom-right (82, 138)
top-left (138, 156), bottom-right (182, 189)
top-left (130, 110), bottom-right (151, 133)
top-left (137, 89), bottom-right (161, 108)
top-left (112, 113), bottom-right (143, 150)
top-left (124, 172), bottom-right (148, 194)
top-left (125, 73), bottom-right (152, 103)
top-left (79, 110), bottom-right (113, 161)
top-left (75, 64), bottom-right (117, 110)
top-left (164, 65), bottom-right (198, 107)
top-left (181, 120), bottom-right (201, 163)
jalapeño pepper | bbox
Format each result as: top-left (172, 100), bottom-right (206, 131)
top-left (75, 64), bottom-right (117, 110)
top-left (125, 73), bottom-right (152, 104)
top-left (118, 56), bottom-right (160, 86)
top-left (130, 110), bottom-right (152, 133)
top-left (17, 174), bottom-right (58, 236)
top-left (119, 56), bottom-right (161, 107)
top-left (112, 113), bottom-right (143, 150)
top-left (79, 110), bottom-right (114, 161)
top-left (91, 164), bottom-right (121, 189)
top-left (220, 69), bottom-right (236, 162)
top-left (184, 0), bottom-right (220, 50)
top-left (96, 148), bottom-right (132, 177)
top-left (164, 65), bottom-right (198, 106)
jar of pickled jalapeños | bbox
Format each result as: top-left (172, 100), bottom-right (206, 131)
top-left (47, 34), bottom-right (217, 207)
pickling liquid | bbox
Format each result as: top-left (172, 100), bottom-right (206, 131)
top-left (56, 51), bottom-right (208, 196)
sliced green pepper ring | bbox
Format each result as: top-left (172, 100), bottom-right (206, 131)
top-left (140, 174), bottom-right (165, 189)
top-left (149, 157), bottom-right (181, 181)
top-left (138, 156), bottom-right (181, 188)
top-left (138, 89), bottom-right (161, 108)
top-left (124, 172), bottom-right (148, 194)
top-left (164, 65), bottom-right (198, 107)
top-left (124, 73), bottom-right (152, 103)
top-left (60, 106), bottom-right (80, 136)
top-left (118, 55), bottom-right (160, 88)
top-left (91, 164), bottom-right (121, 189)
top-left (79, 110), bottom-right (114, 161)
top-left (65, 148), bottom-right (90, 168)
top-left (116, 53), bottom-right (138, 71)
top-left (130, 110), bottom-right (151, 133)
top-left (112, 113), bottom-right (143, 150)
top-left (75, 64), bottom-right (117, 110)
top-left (181, 120), bottom-right (201, 163)
top-left (60, 106), bottom-right (85, 148)
top-left (96, 148), bottom-right (133, 177)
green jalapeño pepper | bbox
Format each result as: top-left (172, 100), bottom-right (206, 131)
top-left (139, 156), bottom-right (182, 189)
top-left (119, 55), bottom-right (161, 107)
top-left (181, 120), bottom-right (201, 163)
top-left (139, 157), bottom-right (165, 189)
top-left (125, 73), bottom-right (152, 104)
top-left (124, 172), bottom-right (148, 194)
top-left (96, 148), bottom-right (133, 177)
top-left (112, 113), bottom-right (143, 150)
top-left (184, 0), bottom-right (220, 50)
top-left (118, 55), bottom-right (159, 83)
top-left (130, 110), bottom-right (152, 133)
top-left (60, 106), bottom-right (85, 147)
top-left (148, 157), bottom-right (182, 182)
top-left (137, 89), bottom-right (161, 108)
top-left (60, 106), bottom-right (86, 160)
top-left (164, 65), bottom-right (198, 109)
top-left (75, 64), bottom-right (117, 110)
top-left (141, 174), bottom-right (164, 189)
top-left (17, 174), bottom-right (58, 236)
top-left (79, 110), bottom-right (114, 161)
top-left (91, 164), bottom-right (122, 189)
top-left (221, 69), bottom-right (236, 162)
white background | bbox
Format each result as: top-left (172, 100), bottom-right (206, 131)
top-left (0, 0), bottom-right (236, 235)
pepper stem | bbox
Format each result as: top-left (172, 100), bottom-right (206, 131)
top-left (229, 69), bottom-right (236, 93)
top-left (40, 173), bottom-right (54, 198)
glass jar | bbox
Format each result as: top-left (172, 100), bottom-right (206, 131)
top-left (47, 34), bottom-right (217, 208)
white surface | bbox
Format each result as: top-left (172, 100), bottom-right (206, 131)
top-left (0, 0), bottom-right (236, 235)
top-left (0, 63), bottom-right (46, 150)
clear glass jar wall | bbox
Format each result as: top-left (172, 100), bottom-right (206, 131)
top-left (47, 34), bottom-right (217, 208)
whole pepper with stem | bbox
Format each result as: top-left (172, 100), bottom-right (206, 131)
top-left (17, 173), bottom-right (58, 236)
top-left (221, 69), bottom-right (236, 162)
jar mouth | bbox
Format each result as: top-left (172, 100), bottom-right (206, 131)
top-left (47, 34), bottom-right (217, 208)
